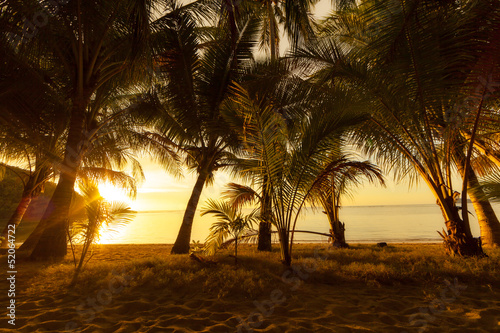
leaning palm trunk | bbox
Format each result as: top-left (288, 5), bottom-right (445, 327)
top-left (454, 149), bottom-right (500, 247)
top-left (30, 101), bottom-right (87, 260)
top-left (29, 172), bottom-right (80, 260)
top-left (0, 191), bottom-right (32, 249)
top-left (3, 165), bottom-right (51, 250)
top-left (17, 213), bottom-right (44, 254)
top-left (171, 170), bottom-right (209, 254)
top-left (468, 183), bottom-right (500, 248)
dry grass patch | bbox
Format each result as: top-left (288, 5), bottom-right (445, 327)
top-left (15, 243), bottom-right (500, 301)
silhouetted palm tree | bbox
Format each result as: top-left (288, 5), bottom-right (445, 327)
top-left (0, 0), bottom-right (158, 259)
top-left (223, 83), bottom-right (366, 265)
top-left (0, 40), bottom-right (66, 249)
top-left (296, 0), bottom-right (500, 255)
top-left (136, 6), bottom-right (259, 254)
top-left (311, 155), bottom-right (385, 248)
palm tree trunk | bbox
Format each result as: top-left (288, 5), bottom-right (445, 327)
top-left (469, 182), bottom-right (500, 248)
top-left (330, 196), bottom-right (348, 248)
top-left (171, 170), bottom-right (209, 254)
top-left (234, 235), bottom-right (238, 266)
top-left (330, 220), bottom-right (347, 248)
top-left (17, 206), bottom-right (47, 254)
top-left (454, 149), bottom-right (500, 247)
top-left (267, 1), bottom-right (277, 62)
top-left (29, 169), bottom-right (79, 260)
top-left (278, 228), bottom-right (291, 266)
top-left (258, 177), bottom-right (272, 251)
top-left (257, 221), bottom-right (272, 251)
top-left (436, 195), bottom-right (484, 256)
top-left (0, 191), bottom-right (32, 249)
top-left (5, 167), bottom-right (49, 252)
top-left (29, 97), bottom-right (87, 260)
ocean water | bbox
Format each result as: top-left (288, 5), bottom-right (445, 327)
top-left (98, 203), bottom-right (500, 245)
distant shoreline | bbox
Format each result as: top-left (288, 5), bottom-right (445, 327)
top-left (134, 202), bottom-right (455, 213)
top-left (92, 240), bottom-right (444, 246)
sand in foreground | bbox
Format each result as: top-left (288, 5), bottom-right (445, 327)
top-left (2, 243), bottom-right (500, 332)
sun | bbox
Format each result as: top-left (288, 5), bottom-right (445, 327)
top-left (94, 183), bottom-right (136, 244)
top-left (97, 183), bottom-right (136, 208)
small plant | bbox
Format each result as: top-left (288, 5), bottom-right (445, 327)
top-left (69, 181), bottom-right (136, 287)
top-left (189, 240), bottom-right (204, 255)
top-left (201, 199), bottom-right (257, 265)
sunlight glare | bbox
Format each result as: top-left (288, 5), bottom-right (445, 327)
top-left (96, 222), bottom-right (128, 245)
top-left (94, 183), bottom-right (135, 244)
top-left (98, 183), bottom-right (136, 208)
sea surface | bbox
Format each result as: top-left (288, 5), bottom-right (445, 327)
top-left (96, 203), bottom-right (500, 245)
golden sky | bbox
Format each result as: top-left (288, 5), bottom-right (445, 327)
top-left (93, 0), bottom-right (439, 212)
top-left (100, 0), bottom-right (440, 212)
top-left (106, 156), bottom-right (438, 212)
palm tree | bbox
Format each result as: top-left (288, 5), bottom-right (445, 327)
top-left (219, 0), bottom-right (319, 251)
top-left (0, 40), bottom-right (66, 249)
top-left (222, 182), bottom-right (273, 250)
top-left (69, 181), bottom-right (136, 287)
top-left (452, 136), bottom-right (500, 248)
top-left (136, 6), bottom-right (260, 254)
top-left (17, 84), bottom-right (148, 255)
top-left (223, 83), bottom-right (367, 265)
top-left (311, 155), bottom-right (385, 248)
top-left (0, 162), bottom-right (53, 250)
top-left (296, 0), bottom-right (500, 255)
top-left (224, 0), bottom-right (319, 61)
top-left (1, 0), bottom-right (158, 260)
top-left (201, 198), bottom-right (257, 265)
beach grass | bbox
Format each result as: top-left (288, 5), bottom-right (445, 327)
top-left (21, 243), bottom-right (500, 297)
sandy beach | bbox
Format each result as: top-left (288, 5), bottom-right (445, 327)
top-left (2, 244), bottom-right (500, 333)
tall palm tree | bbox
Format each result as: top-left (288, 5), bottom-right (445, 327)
top-left (296, 0), bottom-right (499, 255)
top-left (17, 81), bottom-right (149, 255)
top-left (220, 59), bottom-right (312, 251)
top-left (223, 83), bottom-right (367, 265)
top-left (137, 5), bottom-right (260, 254)
top-left (311, 155), bottom-right (385, 248)
top-left (219, 0), bottom-right (319, 251)
top-left (1, 0), bottom-right (158, 259)
top-left (0, 39), bottom-right (66, 249)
